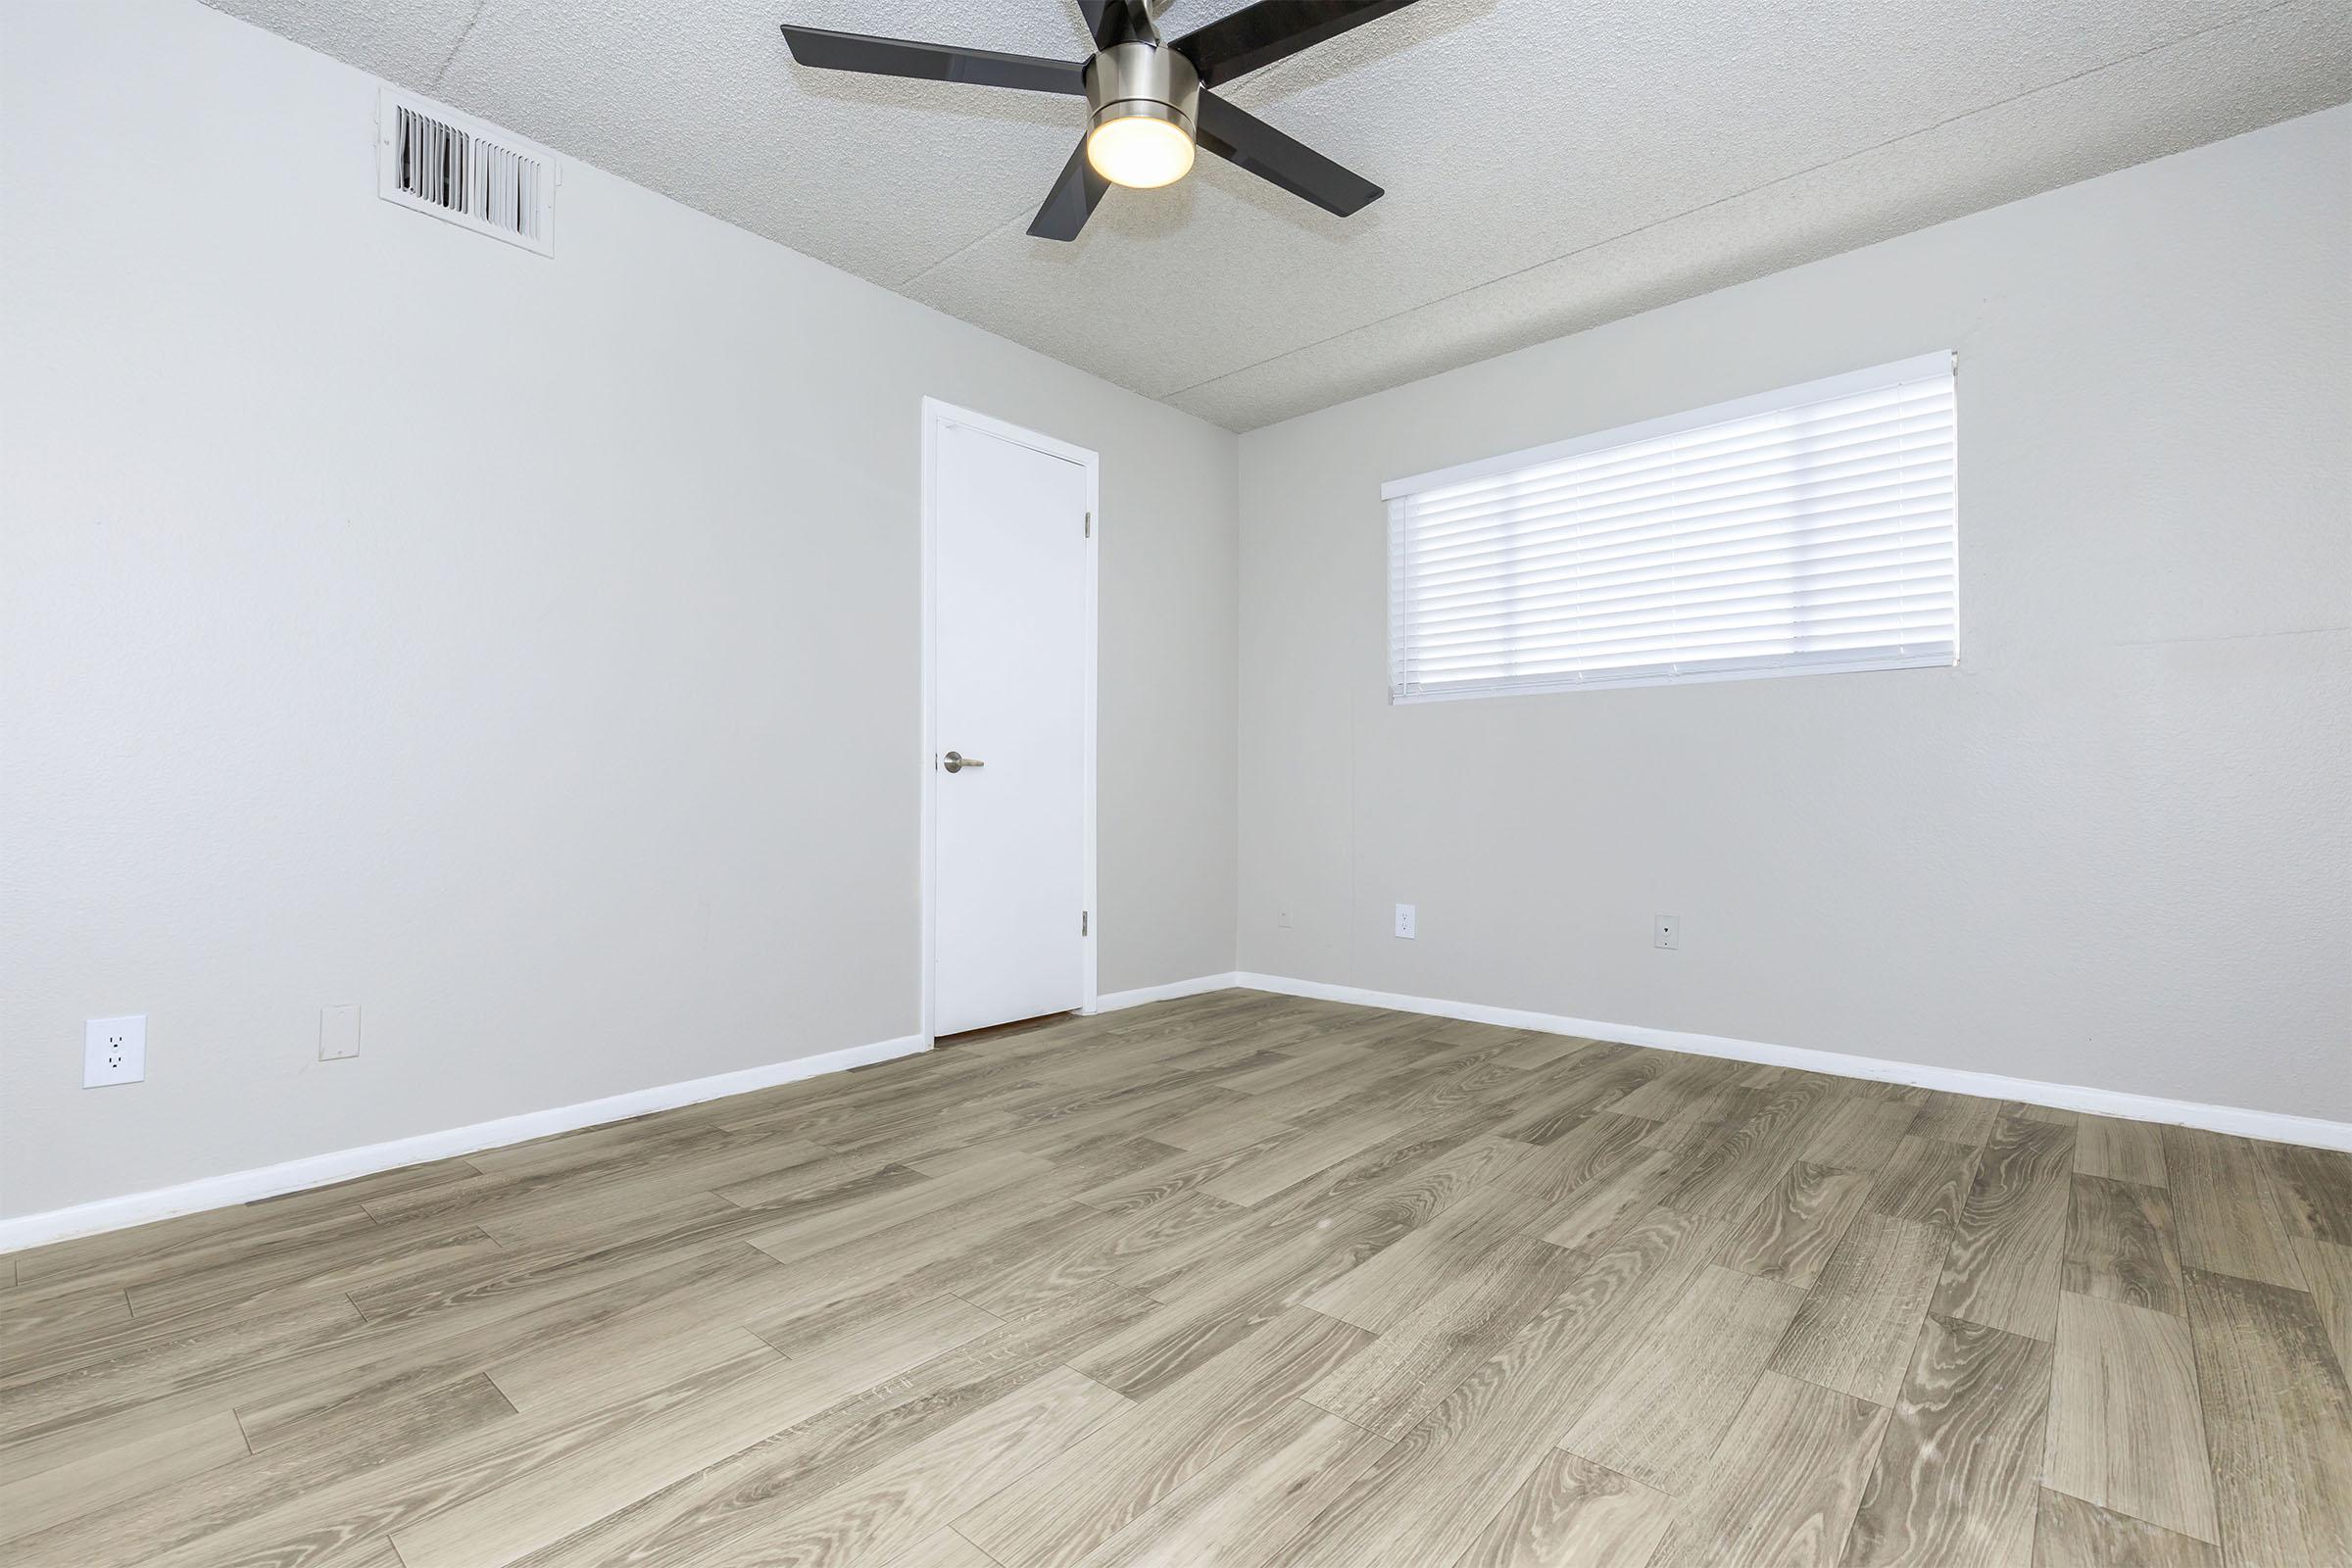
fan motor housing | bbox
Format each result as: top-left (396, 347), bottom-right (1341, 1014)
top-left (1083, 41), bottom-right (1200, 141)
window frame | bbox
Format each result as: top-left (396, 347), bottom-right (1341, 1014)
top-left (1382, 352), bottom-right (1959, 705)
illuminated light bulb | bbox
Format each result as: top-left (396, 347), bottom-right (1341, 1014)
top-left (1086, 113), bottom-right (1196, 189)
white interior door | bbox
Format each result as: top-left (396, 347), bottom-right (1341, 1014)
top-left (932, 413), bottom-right (1092, 1036)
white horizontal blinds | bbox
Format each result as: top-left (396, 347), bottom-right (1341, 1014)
top-left (1388, 356), bottom-right (1957, 701)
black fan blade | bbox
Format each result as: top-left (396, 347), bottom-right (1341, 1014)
top-left (1172, 1), bottom-right (1416, 89)
top-left (1195, 91), bottom-right (1381, 216)
top-left (1078, 0), bottom-right (1153, 49)
top-left (779, 25), bottom-right (1084, 95)
top-left (1028, 138), bottom-right (1110, 241)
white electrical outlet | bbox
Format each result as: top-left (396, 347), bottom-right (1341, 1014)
top-left (84, 1015), bottom-right (146, 1087)
top-left (1654, 914), bottom-right (1681, 951)
top-left (319, 1004), bottom-right (362, 1061)
top-left (1395, 903), bottom-right (1417, 940)
top-left (1276, 907), bottom-right (1293, 929)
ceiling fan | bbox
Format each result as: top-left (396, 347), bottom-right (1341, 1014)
top-left (779, 1), bottom-right (1416, 240)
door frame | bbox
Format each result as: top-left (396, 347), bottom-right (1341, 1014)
top-left (918, 397), bottom-right (1100, 1044)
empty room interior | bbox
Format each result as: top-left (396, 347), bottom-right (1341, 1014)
top-left (4, 1), bottom-right (2350, 1564)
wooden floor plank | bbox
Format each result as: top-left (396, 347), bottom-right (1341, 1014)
top-left (1067, 1398), bottom-right (1391, 1568)
top-left (745, 1151), bottom-right (1052, 1268)
top-left (1604, 1055), bottom-right (1739, 1123)
top-left (1772, 1210), bottom-right (1950, 1407)
top-left (226, 1231), bottom-right (790, 1455)
top-left (1072, 1209), bottom-right (1397, 1401)
top-left (1717, 1158), bottom-right (1875, 1289)
top-left (488, 1312), bottom-right (775, 1423)
top-left (1649, 1370), bottom-right (1890, 1567)
top-left (1868, 1135), bottom-right (1979, 1232)
top-left (1302, 1227), bottom-right (1588, 1442)
top-left (2180, 1265), bottom-right (2352, 1567)
top-left (1931, 1111), bottom-right (2076, 1341)
top-left (0, 1203), bottom-right (371, 1335)
top-left (956, 1307), bottom-right (1374, 1568)
top-left (955, 1191), bottom-right (1244, 1324)
top-left (6, 1199), bottom-right (372, 1294)
top-left (2075, 1116), bottom-right (2168, 1189)
top-left (927, 1528), bottom-right (1019, 1567)
top-left (0, 1407), bottom-right (246, 1544)
top-left (390, 1281), bottom-right (1041, 1568)
top-left (1147, 1096), bottom-right (1296, 1156)
top-left (1449, 1448), bottom-right (1670, 1568)
top-left (1662, 1079), bottom-right (1839, 1222)
top-left (2262, 1141), bottom-right (2352, 1247)
top-left (1803, 1096), bottom-right (1926, 1172)
top-left (1302, 1184), bottom-right (1550, 1334)
top-left (1215, 1041), bottom-right (1374, 1096)
top-left (1555, 1262), bottom-right (1807, 1494)
top-left (2298, 1236), bottom-right (2352, 1379)
top-left (1266, 1208), bottom-right (1718, 1567)
top-left (2042, 1291), bottom-right (2218, 1544)
top-left (1, 1285), bottom-right (370, 1456)
top-left (1487, 1110), bottom-right (1653, 1205)
top-left (1199, 1115), bottom-right (1409, 1207)
top-left (0, 1283), bottom-right (134, 1368)
top-left (739, 1183), bottom-right (1144, 1350)
top-left (11, 1368), bottom-right (522, 1568)
top-left (1907, 1091), bottom-right (2000, 1147)
top-left (1490, 1031), bottom-right (1597, 1072)
top-left (2063, 1173), bottom-right (2185, 1317)
top-left (514, 1283), bottom-right (1153, 1568)
top-left (389, 1354), bottom-right (860, 1567)
top-left (2163, 1127), bottom-right (2306, 1290)
top-left (620, 1364), bottom-right (1131, 1568)
top-left (2034, 1488), bottom-right (2224, 1568)
top-left (1841, 1313), bottom-right (2051, 1568)
top-left (1534, 1146), bottom-right (1683, 1259)
top-left (1486, 1047), bottom-right (1658, 1145)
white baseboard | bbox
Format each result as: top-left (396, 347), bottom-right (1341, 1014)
top-left (0, 1033), bottom-right (930, 1254)
top-left (16, 971), bottom-right (2341, 1255)
top-left (1092, 972), bottom-right (1243, 1012)
top-left (1235, 972), bottom-right (2352, 1152)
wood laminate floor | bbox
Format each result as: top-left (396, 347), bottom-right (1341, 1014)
top-left (5, 990), bottom-right (2349, 1566)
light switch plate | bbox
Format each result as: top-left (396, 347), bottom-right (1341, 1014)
top-left (319, 1004), bottom-right (362, 1061)
top-left (85, 1015), bottom-right (146, 1087)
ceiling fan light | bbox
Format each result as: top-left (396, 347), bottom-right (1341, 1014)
top-left (1080, 43), bottom-right (1200, 192)
top-left (1086, 112), bottom-right (1195, 188)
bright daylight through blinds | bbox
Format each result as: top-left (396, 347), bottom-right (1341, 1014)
top-left (1385, 353), bottom-right (1957, 701)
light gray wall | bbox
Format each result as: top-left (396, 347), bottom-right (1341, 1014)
top-left (1238, 107), bottom-right (2351, 1122)
top-left (0, 0), bottom-right (1238, 1219)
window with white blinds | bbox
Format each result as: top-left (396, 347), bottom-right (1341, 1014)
top-left (1385, 353), bottom-right (1957, 702)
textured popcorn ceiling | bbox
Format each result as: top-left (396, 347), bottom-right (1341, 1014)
top-left (207, 0), bottom-right (2351, 429)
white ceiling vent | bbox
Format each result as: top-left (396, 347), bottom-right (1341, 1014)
top-left (377, 87), bottom-right (556, 256)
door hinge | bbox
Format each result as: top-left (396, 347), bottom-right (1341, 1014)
top-left (1084, 511), bottom-right (1092, 539)
top-left (1081, 910), bottom-right (1089, 936)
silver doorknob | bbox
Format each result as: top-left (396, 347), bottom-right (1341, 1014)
top-left (944, 751), bottom-right (986, 773)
